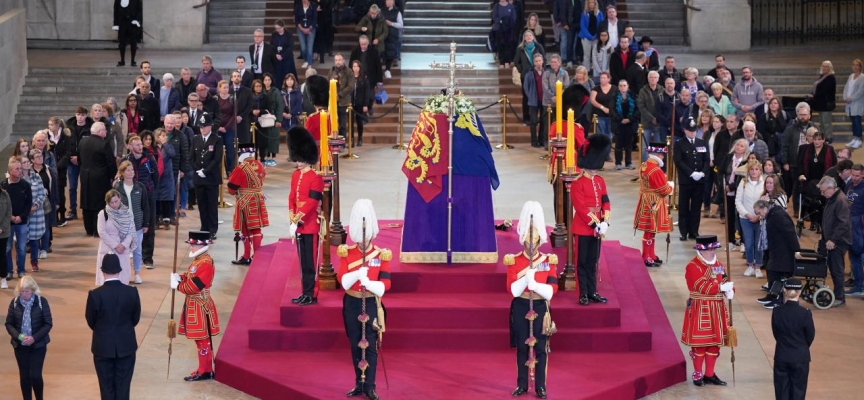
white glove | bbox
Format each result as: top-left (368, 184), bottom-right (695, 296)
top-left (112, 26), bottom-right (119, 31)
top-left (359, 276), bottom-right (370, 287)
top-left (340, 269), bottom-right (363, 290)
top-left (363, 279), bottom-right (386, 297)
top-left (170, 273), bottom-right (181, 289)
top-left (132, 20), bottom-right (140, 27)
top-left (720, 282), bottom-right (734, 292)
top-left (358, 266), bottom-right (369, 279)
top-left (288, 223), bottom-right (297, 237)
top-left (724, 290), bottom-right (734, 300)
top-left (667, 181), bottom-right (675, 189)
top-left (196, 169), bottom-right (206, 178)
top-left (690, 172), bottom-right (704, 181)
top-left (527, 279), bottom-right (539, 292)
top-left (597, 221), bottom-right (609, 235)
top-left (510, 276), bottom-right (529, 297)
top-left (525, 268), bottom-right (537, 283)
top-left (533, 283), bottom-right (554, 301)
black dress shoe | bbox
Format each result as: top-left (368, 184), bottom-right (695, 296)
top-left (130, 61), bottom-right (137, 67)
top-left (653, 258), bottom-right (664, 265)
top-left (291, 294), bottom-right (307, 304)
top-left (231, 258), bottom-right (252, 265)
top-left (536, 387), bottom-right (547, 398)
top-left (703, 374), bottom-right (727, 386)
top-left (679, 235), bottom-right (688, 241)
top-left (692, 378), bottom-right (704, 386)
top-left (689, 233), bottom-right (699, 240)
top-left (357, 139), bottom-right (363, 147)
top-left (184, 371), bottom-right (215, 381)
top-left (210, 234), bottom-right (217, 241)
top-left (298, 296), bottom-right (318, 306)
top-left (589, 293), bottom-right (607, 303)
top-left (346, 386), bottom-right (363, 397)
top-left (117, 61), bottom-right (125, 67)
top-left (644, 260), bottom-right (656, 268)
top-left (365, 389), bottom-right (379, 400)
top-left (511, 387), bottom-right (527, 396)
top-left (579, 295), bottom-right (590, 306)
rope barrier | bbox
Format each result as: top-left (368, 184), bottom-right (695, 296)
top-left (405, 100), bottom-right (424, 109)
top-left (474, 100), bottom-right (500, 112)
top-left (366, 101), bottom-right (401, 120)
top-left (506, 100), bottom-right (525, 124)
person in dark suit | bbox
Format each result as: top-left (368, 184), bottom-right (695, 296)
top-left (349, 35), bottom-right (383, 86)
top-left (192, 113), bottom-right (224, 240)
top-left (754, 199), bottom-right (800, 308)
top-left (625, 51), bottom-right (648, 97)
top-left (235, 56), bottom-right (254, 89)
top-left (249, 29), bottom-right (277, 81)
top-left (674, 115), bottom-right (710, 240)
top-left (112, 0), bottom-right (142, 67)
top-left (609, 36), bottom-right (635, 87)
top-left (134, 61), bottom-right (161, 99)
top-left (230, 71), bottom-right (254, 143)
top-left (597, 5), bottom-right (627, 44)
top-left (86, 254), bottom-right (141, 400)
top-left (79, 122), bottom-right (118, 237)
top-left (771, 278), bottom-right (815, 400)
top-left (137, 82), bottom-right (161, 132)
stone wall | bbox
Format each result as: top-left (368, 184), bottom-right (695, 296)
top-left (25, 0), bottom-right (206, 48)
top-left (688, 0), bottom-right (751, 52)
top-left (0, 8), bottom-right (28, 149)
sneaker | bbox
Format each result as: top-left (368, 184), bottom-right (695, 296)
top-left (740, 246), bottom-right (746, 253)
top-left (0, 278), bottom-right (6, 289)
top-left (17, 272), bottom-right (24, 279)
top-left (744, 266), bottom-right (755, 277)
top-left (626, 164), bottom-right (636, 170)
top-left (134, 274), bottom-right (142, 284)
top-left (755, 269), bottom-right (763, 278)
top-left (616, 165), bottom-right (622, 171)
top-left (301, 62), bottom-right (309, 68)
top-left (566, 62), bottom-right (573, 68)
top-left (31, 262), bottom-right (39, 272)
top-left (270, 159), bottom-right (278, 166)
top-left (757, 296), bottom-right (775, 304)
top-left (844, 290), bottom-right (864, 297)
top-left (763, 302), bottom-right (779, 309)
top-left (762, 283), bottom-right (770, 292)
top-left (38, 250), bottom-right (47, 259)
top-left (57, 220), bottom-right (68, 227)
top-left (145, 262), bottom-right (154, 270)
top-left (384, 70), bottom-right (392, 79)
top-left (727, 244), bottom-right (736, 251)
top-left (832, 300), bottom-right (846, 308)
top-left (66, 212), bottom-right (78, 220)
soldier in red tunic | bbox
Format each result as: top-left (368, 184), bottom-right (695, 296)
top-left (303, 75), bottom-right (331, 143)
top-left (505, 201), bottom-right (558, 399)
top-left (681, 235), bottom-right (733, 387)
top-left (337, 199), bottom-right (391, 400)
top-left (287, 126), bottom-right (325, 306)
top-left (228, 143), bottom-right (269, 265)
top-left (633, 142), bottom-right (675, 267)
top-left (170, 231), bottom-right (221, 382)
top-left (570, 134), bottom-right (612, 306)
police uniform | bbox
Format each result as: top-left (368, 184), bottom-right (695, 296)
top-left (673, 121), bottom-right (709, 240)
top-left (228, 144), bottom-right (269, 265)
top-left (569, 134), bottom-right (612, 306)
top-left (191, 113), bottom-right (224, 239)
top-left (772, 278), bottom-right (815, 400)
top-left (175, 231), bottom-right (221, 382)
top-left (681, 235), bottom-right (731, 387)
top-left (287, 127), bottom-right (325, 306)
top-left (338, 199), bottom-right (391, 400)
top-left (633, 143), bottom-right (674, 267)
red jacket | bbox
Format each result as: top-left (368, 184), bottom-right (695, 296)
top-left (570, 172), bottom-right (610, 236)
top-left (504, 251), bottom-right (559, 296)
top-left (289, 167), bottom-right (324, 235)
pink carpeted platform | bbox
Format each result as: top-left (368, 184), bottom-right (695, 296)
top-left (215, 221), bottom-right (686, 399)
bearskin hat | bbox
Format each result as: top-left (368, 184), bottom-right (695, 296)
top-left (562, 84), bottom-right (590, 119)
top-left (287, 126), bottom-right (319, 165)
top-left (306, 75), bottom-right (329, 107)
top-left (577, 133), bottom-right (611, 170)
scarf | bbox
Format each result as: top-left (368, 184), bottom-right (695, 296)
top-left (125, 108), bottom-right (140, 134)
top-left (615, 92), bottom-right (635, 119)
top-left (106, 204), bottom-right (139, 251)
top-left (525, 41), bottom-right (535, 55)
top-left (757, 214), bottom-right (769, 252)
top-left (20, 295), bottom-right (36, 339)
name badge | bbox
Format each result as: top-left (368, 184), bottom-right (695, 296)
top-left (696, 146), bottom-right (707, 153)
top-left (369, 258), bottom-right (381, 267)
top-left (208, 145), bottom-right (214, 152)
top-left (277, 46), bottom-right (283, 52)
top-left (538, 262), bottom-right (550, 272)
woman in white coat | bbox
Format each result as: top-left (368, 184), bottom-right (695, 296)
top-left (95, 189), bottom-right (138, 286)
top-left (845, 59), bottom-right (864, 148)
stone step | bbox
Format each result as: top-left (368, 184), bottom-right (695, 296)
top-left (403, 34), bottom-right (486, 44)
top-left (408, 25), bottom-right (491, 34)
top-left (626, 11), bottom-right (685, 20)
top-left (208, 9), bottom-right (266, 18)
top-left (208, 0), bottom-right (266, 9)
top-left (207, 17), bottom-right (264, 26)
top-left (403, 18), bottom-right (488, 27)
top-left (408, 3), bottom-right (490, 11)
top-left (27, 40), bottom-right (127, 51)
top-left (404, 8), bottom-right (490, 17)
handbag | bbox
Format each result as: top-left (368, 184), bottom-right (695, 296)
top-left (374, 84), bottom-right (388, 105)
top-left (258, 112), bottom-right (276, 128)
top-left (512, 66), bottom-right (521, 86)
top-left (542, 301), bottom-right (557, 336)
top-left (42, 199), bottom-right (52, 215)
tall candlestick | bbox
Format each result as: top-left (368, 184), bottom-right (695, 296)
top-left (566, 108), bottom-right (575, 169)
top-left (555, 81), bottom-right (563, 139)
top-left (320, 110), bottom-right (330, 168)
top-left (329, 79), bottom-right (338, 136)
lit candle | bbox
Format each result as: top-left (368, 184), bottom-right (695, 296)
top-left (320, 110), bottom-right (330, 168)
top-left (329, 79), bottom-right (338, 137)
top-left (555, 81), bottom-right (563, 139)
top-left (566, 109), bottom-right (575, 169)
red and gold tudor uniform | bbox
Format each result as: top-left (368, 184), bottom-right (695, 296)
top-left (337, 244), bottom-right (392, 396)
top-left (177, 232), bottom-right (221, 381)
top-left (681, 236), bottom-right (731, 386)
top-left (505, 251), bottom-right (559, 396)
top-left (227, 144), bottom-right (269, 264)
top-left (290, 165), bottom-right (324, 302)
top-left (633, 144), bottom-right (674, 266)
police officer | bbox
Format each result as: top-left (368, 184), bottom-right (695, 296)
top-left (673, 115), bottom-right (709, 241)
top-left (772, 278), bottom-right (815, 400)
top-left (191, 113), bottom-right (224, 240)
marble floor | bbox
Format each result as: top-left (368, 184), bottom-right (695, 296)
top-left (2, 48), bottom-right (863, 399)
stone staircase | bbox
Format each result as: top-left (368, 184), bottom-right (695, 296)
top-left (620, 0), bottom-right (686, 46)
top-left (206, 0), bottom-right (267, 49)
top-left (403, 0), bottom-right (490, 53)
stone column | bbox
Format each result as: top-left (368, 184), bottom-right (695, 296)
top-left (0, 8), bottom-right (28, 148)
top-left (688, 0), bottom-right (751, 52)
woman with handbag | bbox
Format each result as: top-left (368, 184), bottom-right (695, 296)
top-left (5, 276), bottom-right (53, 400)
top-left (30, 149), bottom-right (58, 259)
top-left (263, 73), bottom-right (285, 166)
top-left (349, 60), bottom-right (374, 147)
top-left (250, 79), bottom-right (272, 163)
top-left (806, 61), bottom-right (836, 143)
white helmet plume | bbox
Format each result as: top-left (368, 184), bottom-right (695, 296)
top-left (349, 199), bottom-right (379, 244)
top-left (517, 201), bottom-right (547, 246)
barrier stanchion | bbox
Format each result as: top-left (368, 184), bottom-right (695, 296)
top-left (495, 95), bottom-right (514, 150)
top-left (392, 96), bottom-right (408, 150)
top-left (631, 124), bottom-right (643, 182)
top-left (591, 114), bottom-right (598, 135)
top-left (217, 158), bottom-right (232, 208)
top-left (341, 105), bottom-right (360, 160)
top-left (540, 105), bottom-right (553, 160)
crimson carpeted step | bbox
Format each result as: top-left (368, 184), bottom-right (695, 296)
top-left (279, 292), bottom-right (622, 330)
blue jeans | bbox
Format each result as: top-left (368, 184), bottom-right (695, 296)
top-left (559, 26), bottom-right (576, 63)
top-left (29, 239), bottom-right (40, 264)
top-left (67, 164), bottom-right (79, 211)
top-left (297, 28), bottom-right (316, 64)
top-left (180, 175), bottom-right (190, 209)
top-left (222, 129), bottom-right (236, 171)
top-left (739, 217), bottom-right (763, 265)
top-left (596, 117), bottom-right (611, 138)
top-left (133, 229), bottom-right (143, 273)
top-left (6, 224), bottom-right (28, 274)
top-left (851, 115), bottom-right (863, 139)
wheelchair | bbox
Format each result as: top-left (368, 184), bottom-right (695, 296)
top-left (793, 250), bottom-right (834, 310)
